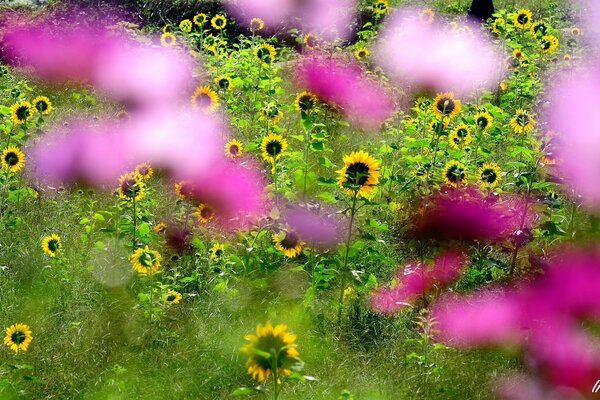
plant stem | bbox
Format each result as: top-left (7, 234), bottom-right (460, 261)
top-left (271, 349), bottom-right (279, 400)
top-left (337, 191), bottom-right (358, 324)
top-left (132, 197), bottom-right (137, 250)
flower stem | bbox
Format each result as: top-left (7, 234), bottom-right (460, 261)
top-left (337, 191), bottom-right (358, 324)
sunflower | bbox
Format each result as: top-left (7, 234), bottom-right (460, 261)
top-left (250, 17), bottom-right (265, 32)
top-left (337, 150), bottom-right (381, 197)
top-left (130, 246), bottom-right (161, 274)
top-left (195, 203), bottom-right (215, 223)
top-left (419, 8), bottom-right (434, 23)
top-left (478, 162), bottom-right (502, 188)
top-left (373, 0), bottom-right (389, 16)
top-left (415, 97), bottom-right (432, 111)
top-left (294, 91), bottom-right (317, 113)
top-left (4, 323), bottom-right (32, 353)
top-left (160, 32), bottom-right (177, 47)
top-left (214, 75), bottom-right (233, 91)
top-left (510, 109), bottom-right (535, 134)
top-left (530, 21), bottom-right (548, 37)
top-left (260, 103), bottom-right (283, 124)
top-left (505, 56), bottom-right (520, 69)
top-left (513, 9), bottom-right (532, 30)
top-left (354, 47), bottom-right (369, 60)
top-left (162, 24), bottom-right (172, 33)
top-left (432, 92), bottom-right (461, 120)
top-left (255, 43), bottom-right (276, 66)
top-left (193, 13), bottom-right (207, 26)
top-left (261, 133), bottom-right (288, 164)
top-left (564, 53), bottom-right (571, 61)
top-left (153, 222), bottom-right (166, 233)
top-left (211, 14), bottom-right (227, 30)
top-left (272, 231), bottom-right (305, 258)
top-left (473, 111), bottom-right (493, 131)
top-left (175, 181), bottom-right (194, 199)
top-left (9, 101), bottom-right (33, 125)
top-left (225, 139), bottom-right (244, 159)
top-left (165, 289), bottom-right (182, 305)
top-left (512, 49), bottom-right (523, 59)
top-left (191, 86), bottom-right (219, 113)
top-left (491, 17), bottom-right (505, 35)
top-left (442, 160), bottom-right (467, 187)
top-left (303, 33), bottom-right (319, 50)
top-left (448, 124), bottom-right (472, 149)
top-left (241, 322), bottom-right (300, 383)
top-left (134, 162), bottom-right (154, 180)
top-left (211, 243), bottom-right (225, 261)
top-left (41, 233), bottom-right (62, 257)
top-left (430, 120), bottom-right (448, 135)
top-left (204, 45), bottom-right (218, 57)
top-left (540, 35), bottom-right (559, 54)
top-left (179, 19), bottom-right (193, 33)
top-left (1, 145), bottom-right (25, 173)
top-left (571, 27), bottom-right (580, 36)
top-left (32, 96), bottom-right (52, 115)
top-left (117, 172), bottom-right (145, 201)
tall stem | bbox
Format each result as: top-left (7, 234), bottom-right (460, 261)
top-left (271, 349), bottom-right (280, 400)
top-left (132, 198), bottom-right (137, 250)
top-left (337, 192), bottom-right (358, 324)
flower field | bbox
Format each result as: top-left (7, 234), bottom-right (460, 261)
top-left (0, 0), bottom-right (597, 398)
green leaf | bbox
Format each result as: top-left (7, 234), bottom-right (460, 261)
top-left (231, 388), bottom-right (254, 396)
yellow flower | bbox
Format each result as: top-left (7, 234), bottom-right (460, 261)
top-left (478, 162), bottom-right (502, 188)
top-left (195, 203), bottom-right (215, 224)
top-left (255, 43), bottom-right (276, 66)
top-left (191, 86), bottom-right (219, 113)
top-left (540, 35), bottom-right (559, 54)
top-left (41, 233), bottom-right (62, 257)
top-left (160, 32), bottom-right (177, 47)
top-left (193, 13), bottom-right (207, 26)
top-left (117, 172), bottom-right (145, 201)
top-left (432, 92), bottom-right (461, 120)
top-left (241, 322), bottom-right (300, 382)
top-left (442, 160), bottom-right (467, 187)
top-left (261, 133), bottom-right (288, 166)
top-left (130, 246), bottom-right (161, 274)
top-left (303, 33), bottom-right (319, 50)
top-left (4, 323), bottom-right (32, 353)
top-left (419, 8), bottom-right (434, 23)
top-left (165, 289), bottom-right (182, 305)
top-left (214, 75), bottom-right (233, 91)
top-left (1, 145), bottom-right (25, 173)
top-left (530, 21), bottom-right (548, 37)
top-left (491, 17), bottom-right (505, 35)
top-left (512, 49), bottom-right (523, 59)
top-left (179, 19), bottom-right (193, 33)
top-left (153, 222), bottom-right (166, 233)
top-left (272, 231), bottom-right (305, 258)
top-left (32, 96), bottom-right (52, 115)
top-left (513, 9), bottom-right (533, 30)
top-left (134, 162), bottom-right (154, 180)
top-left (373, 0), bottom-right (389, 15)
top-left (473, 110), bottom-right (493, 131)
top-left (260, 103), bottom-right (283, 124)
top-left (510, 109), bottom-right (535, 134)
top-left (250, 17), bottom-right (265, 32)
top-left (571, 27), bottom-right (580, 36)
top-left (337, 150), bottom-right (381, 197)
top-left (175, 181), bottom-right (194, 200)
top-left (224, 139), bottom-right (244, 159)
top-left (448, 124), bottom-right (472, 149)
top-left (211, 14), bottom-right (227, 30)
top-left (294, 91), bottom-right (318, 113)
top-left (354, 47), bottom-right (369, 60)
top-left (9, 101), bottom-right (33, 125)
top-left (210, 243), bottom-right (225, 261)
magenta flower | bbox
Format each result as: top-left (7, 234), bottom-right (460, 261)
top-left (281, 205), bottom-right (342, 249)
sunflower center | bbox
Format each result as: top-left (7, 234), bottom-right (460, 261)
top-left (257, 48), bottom-right (272, 64)
top-left (200, 206), bottom-right (214, 219)
top-left (280, 232), bottom-right (300, 249)
top-left (139, 251), bottom-right (156, 267)
top-left (456, 128), bottom-right (469, 139)
top-left (476, 116), bottom-right (489, 128)
top-left (11, 330), bottom-right (26, 344)
top-left (48, 239), bottom-right (60, 252)
top-left (215, 18), bottom-right (225, 28)
top-left (265, 140), bottom-right (283, 157)
top-left (121, 179), bottom-right (140, 198)
top-left (165, 35), bottom-right (174, 44)
top-left (35, 101), bottom-right (49, 112)
top-left (16, 106), bottom-right (30, 121)
top-left (446, 165), bottom-right (465, 183)
top-left (197, 93), bottom-right (212, 108)
top-left (517, 14), bottom-right (529, 25)
top-left (306, 36), bottom-right (318, 48)
top-left (345, 162), bottom-right (370, 186)
top-left (533, 24), bottom-right (547, 35)
top-left (254, 334), bottom-right (288, 370)
top-left (218, 78), bottom-right (230, 89)
top-left (436, 98), bottom-right (455, 115)
top-left (4, 152), bottom-right (19, 166)
top-left (229, 144), bottom-right (239, 155)
top-left (166, 294), bottom-right (176, 302)
top-left (298, 95), bottom-right (315, 111)
top-left (516, 114), bottom-right (530, 127)
top-left (481, 168), bottom-right (497, 183)
top-left (214, 249), bottom-right (223, 257)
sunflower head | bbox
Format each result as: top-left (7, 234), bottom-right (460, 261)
top-left (491, 17), bottom-right (505, 35)
top-left (513, 9), bottom-right (532, 30)
top-left (260, 103), bottom-right (283, 124)
top-left (294, 91), bottom-right (317, 113)
top-left (250, 17), bottom-right (265, 32)
top-left (1, 145), bottom-right (25, 173)
top-left (214, 75), bottom-right (233, 91)
top-left (571, 27), bottom-right (580, 36)
top-left (165, 289), bottom-right (182, 305)
top-left (175, 180), bottom-right (195, 200)
top-left (354, 47), bottom-right (369, 60)
top-left (179, 19), bottom-right (193, 33)
top-left (419, 8), bottom-right (434, 23)
top-left (530, 21), bottom-right (548, 37)
top-left (193, 13), bottom-right (207, 26)
top-left (160, 32), bottom-right (177, 47)
top-left (540, 35), bottom-right (559, 54)
top-left (432, 92), bottom-right (461, 119)
top-left (225, 139), bottom-right (244, 159)
top-left (134, 163), bottom-right (154, 180)
top-left (272, 231), bottom-right (305, 258)
top-left (41, 233), bottom-right (62, 257)
top-left (130, 246), bottom-right (161, 274)
top-left (211, 243), bottom-right (225, 261)
top-left (154, 222), bottom-right (166, 233)
top-left (195, 203), bottom-right (215, 224)
top-left (337, 150), bottom-right (381, 197)
top-left (0, 65), bottom-right (8, 77)
top-left (32, 96), bottom-right (52, 115)
top-left (474, 111), bottom-right (493, 130)
top-left (479, 163), bottom-right (502, 188)
top-left (4, 323), bottom-right (33, 353)
top-left (512, 49), bottom-right (523, 59)
top-left (9, 101), bottom-right (33, 125)
top-left (448, 124), bottom-right (472, 149)
top-left (373, 0), bottom-right (389, 16)
top-left (211, 14), bottom-right (227, 30)
top-left (261, 133), bottom-right (288, 164)
top-left (191, 85), bottom-right (219, 113)
top-left (442, 160), bottom-right (467, 187)
top-left (118, 172), bottom-right (145, 201)
top-left (255, 43), bottom-right (277, 66)
top-left (303, 33), bottom-right (319, 50)
top-left (510, 109), bottom-right (535, 134)
top-left (241, 322), bottom-right (300, 382)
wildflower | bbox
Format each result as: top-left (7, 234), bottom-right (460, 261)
top-left (250, 17), bottom-right (264, 32)
top-left (4, 323), bottom-right (32, 353)
top-left (272, 231), bottom-right (305, 258)
top-left (473, 110), bottom-right (493, 130)
top-left (211, 14), bottom-right (227, 30)
top-left (9, 101), bottom-right (33, 124)
top-left (210, 243), bottom-right (225, 261)
top-left (432, 92), bottom-right (461, 119)
top-left (160, 32), bottom-right (177, 47)
top-left (41, 234), bottom-right (62, 257)
top-left (224, 139), bottom-right (244, 159)
top-left (261, 133), bottom-right (288, 165)
top-left (1, 145), bottom-right (25, 173)
top-left (130, 246), bottom-right (161, 274)
top-left (303, 33), bottom-right (319, 50)
top-left (191, 86), bottom-right (219, 113)
top-left (117, 172), bottom-right (145, 201)
top-left (354, 47), bottom-right (369, 60)
top-left (510, 109), bottom-right (536, 134)
top-left (193, 13), bottom-right (207, 26)
top-left (195, 203), bottom-right (215, 224)
top-left (337, 150), bottom-right (380, 197)
top-left (513, 9), bottom-right (533, 30)
top-left (448, 124), bottom-right (472, 149)
top-left (134, 163), bottom-right (153, 180)
top-left (32, 96), bottom-right (52, 115)
top-left (442, 160), bottom-right (467, 187)
top-left (165, 289), bottom-right (182, 304)
top-left (255, 43), bottom-right (276, 66)
top-left (179, 19), bottom-right (193, 33)
top-left (294, 91), bottom-right (317, 113)
top-left (478, 162), bottom-right (502, 188)
top-left (214, 75), bottom-right (232, 91)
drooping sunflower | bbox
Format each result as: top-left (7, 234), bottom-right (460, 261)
top-left (432, 92), bottom-right (461, 120)
top-left (473, 111), bottom-right (494, 131)
top-left (303, 33), bottom-right (319, 50)
top-left (160, 32), bottom-right (177, 47)
top-left (272, 231), bottom-right (305, 258)
top-left (294, 91), bottom-right (318, 113)
top-left (179, 19), bottom-right (193, 33)
top-left (193, 13), bottom-right (207, 26)
top-left (195, 203), bottom-right (215, 224)
top-left (540, 35), bottom-right (559, 54)
top-left (224, 139), bottom-right (244, 159)
top-left (337, 150), bottom-right (381, 197)
top-left (513, 9), bottom-right (533, 30)
top-left (354, 47), bottom-right (369, 60)
top-left (241, 322), bottom-right (300, 383)
top-left (255, 43), bottom-right (277, 66)
top-left (4, 323), bottom-right (32, 353)
top-left (41, 233), bottom-right (62, 257)
top-left (117, 172), bottom-right (145, 201)
top-left (9, 101), bottom-right (33, 125)
top-left (130, 246), bottom-right (161, 274)
top-left (153, 222), bottom-right (166, 233)
top-left (415, 97), bottom-right (432, 111)
top-left (419, 8), bottom-right (434, 23)
top-left (1, 145), bottom-right (25, 173)
top-left (250, 17), bottom-right (265, 32)
top-left (510, 109), bottom-right (536, 134)
top-left (32, 96), bottom-right (52, 115)
top-left (134, 162), bottom-right (154, 180)
top-left (175, 181), bottom-right (194, 200)
top-left (260, 103), bottom-right (283, 124)
top-left (448, 124), bottom-right (472, 149)
top-left (478, 162), bottom-right (502, 188)
top-left (491, 17), bottom-right (505, 35)
top-left (373, 0), bottom-right (389, 16)
top-left (530, 21), bottom-right (548, 37)
top-left (210, 243), bottom-right (225, 261)
top-left (165, 289), bottom-right (182, 305)
top-left (261, 133), bottom-right (288, 164)
top-left (211, 14), bottom-right (227, 30)
top-left (214, 75), bottom-right (233, 91)
top-left (191, 86), bottom-right (219, 113)
top-left (442, 160), bottom-right (467, 187)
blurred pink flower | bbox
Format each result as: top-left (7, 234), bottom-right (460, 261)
top-left (375, 8), bottom-right (502, 95)
top-left (282, 205), bottom-right (342, 249)
top-left (295, 55), bottom-right (394, 130)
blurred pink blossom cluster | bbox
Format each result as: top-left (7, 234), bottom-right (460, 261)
top-left (281, 205), bottom-right (342, 249)
top-left (432, 249), bottom-right (600, 396)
